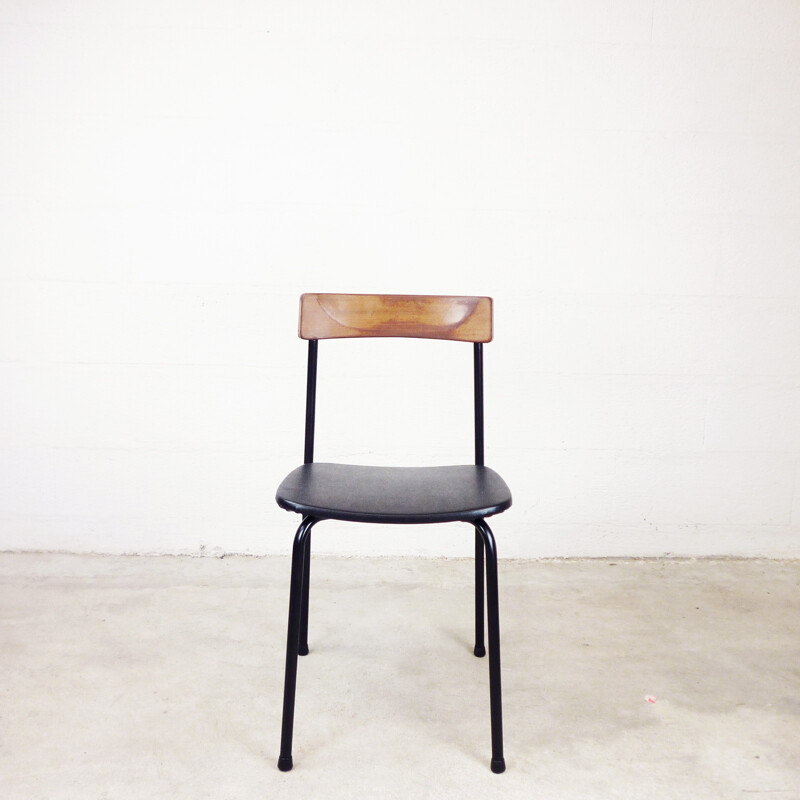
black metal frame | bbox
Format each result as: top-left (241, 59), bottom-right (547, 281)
top-left (278, 339), bottom-right (505, 774)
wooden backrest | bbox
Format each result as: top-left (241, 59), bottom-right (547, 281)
top-left (299, 293), bottom-right (493, 343)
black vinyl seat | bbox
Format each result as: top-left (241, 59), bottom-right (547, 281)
top-left (277, 463), bottom-right (512, 524)
top-left (276, 294), bottom-right (510, 776)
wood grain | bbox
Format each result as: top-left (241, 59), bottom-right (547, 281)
top-left (299, 294), bottom-right (493, 342)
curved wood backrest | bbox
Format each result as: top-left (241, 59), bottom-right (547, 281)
top-left (299, 293), bottom-right (493, 342)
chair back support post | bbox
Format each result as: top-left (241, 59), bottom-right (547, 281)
top-left (474, 342), bottom-right (485, 466)
top-left (304, 339), bottom-right (318, 464)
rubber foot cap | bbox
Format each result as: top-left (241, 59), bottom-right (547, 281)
top-left (277, 756), bottom-right (293, 772)
top-left (474, 644), bottom-right (486, 657)
top-left (491, 757), bottom-right (506, 774)
top-left (298, 643), bottom-right (309, 656)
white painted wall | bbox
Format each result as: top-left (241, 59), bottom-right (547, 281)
top-left (2, 1), bottom-right (800, 558)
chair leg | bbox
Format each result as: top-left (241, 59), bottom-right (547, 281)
top-left (299, 529), bottom-right (311, 656)
top-left (474, 518), bottom-right (505, 774)
top-left (278, 516), bottom-right (317, 772)
top-left (474, 527), bottom-right (486, 657)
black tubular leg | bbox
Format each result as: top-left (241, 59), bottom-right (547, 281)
top-left (298, 529), bottom-right (311, 656)
top-left (278, 516), bottom-right (317, 772)
top-left (474, 528), bottom-right (486, 657)
top-left (474, 518), bottom-right (505, 774)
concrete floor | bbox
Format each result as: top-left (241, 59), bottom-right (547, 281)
top-left (0, 553), bottom-right (799, 799)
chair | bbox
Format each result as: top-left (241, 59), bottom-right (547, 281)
top-left (276, 293), bottom-right (512, 774)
